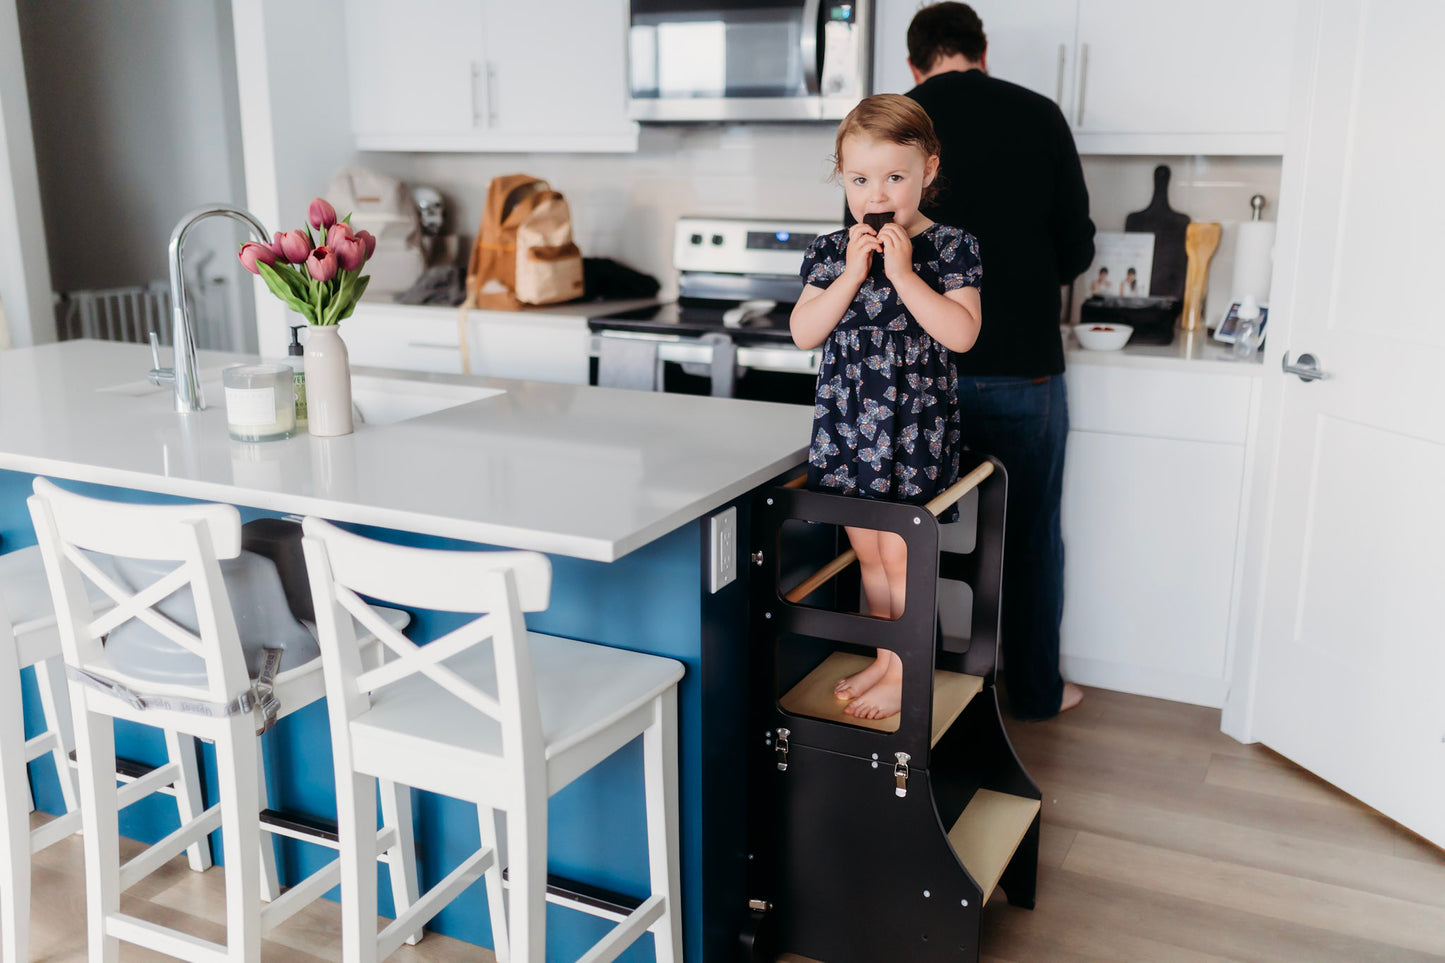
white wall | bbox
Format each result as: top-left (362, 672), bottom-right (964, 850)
top-left (234, 0), bottom-right (357, 359)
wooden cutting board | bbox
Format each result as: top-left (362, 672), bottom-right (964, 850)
top-left (1124, 164), bottom-right (1191, 300)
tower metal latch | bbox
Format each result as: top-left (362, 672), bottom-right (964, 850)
top-left (775, 728), bottom-right (791, 771)
top-left (894, 751), bottom-right (911, 797)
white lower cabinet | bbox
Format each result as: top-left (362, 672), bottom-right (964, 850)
top-left (1060, 361), bottom-right (1257, 706)
top-left (339, 305), bottom-right (466, 375)
top-left (339, 302), bottom-right (593, 385)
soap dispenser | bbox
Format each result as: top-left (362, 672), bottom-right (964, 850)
top-left (286, 326), bottom-right (308, 430)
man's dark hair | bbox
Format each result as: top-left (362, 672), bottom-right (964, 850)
top-left (907, 2), bottom-right (987, 73)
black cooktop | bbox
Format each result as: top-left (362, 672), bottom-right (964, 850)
top-left (588, 298), bottom-right (797, 346)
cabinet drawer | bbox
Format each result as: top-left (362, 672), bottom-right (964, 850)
top-left (337, 307), bottom-right (463, 375)
top-left (1065, 364), bottom-right (1253, 444)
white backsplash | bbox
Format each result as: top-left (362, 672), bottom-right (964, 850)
top-left (365, 127), bottom-right (1281, 328)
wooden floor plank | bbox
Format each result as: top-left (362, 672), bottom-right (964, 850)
top-left (26, 685), bottom-right (1444, 962)
top-left (1062, 830), bottom-right (1445, 956)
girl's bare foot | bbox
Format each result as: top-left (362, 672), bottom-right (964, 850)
top-left (834, 649), bottom-right (893, 701)
top-left (1059, 681), bottom-right (1084, 713)
top-left (845, 650), bottom-right (903, 719)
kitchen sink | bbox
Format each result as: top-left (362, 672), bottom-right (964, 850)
top-left (348, 375), bottom-right (502, 425)
top-left (98, 370), bottom-right (502, 425)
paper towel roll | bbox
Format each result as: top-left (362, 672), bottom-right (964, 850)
top-left (1230, 220), bottom-right (1277, 304)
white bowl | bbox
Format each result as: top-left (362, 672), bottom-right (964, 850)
top-left (1075, 322), bottom-right (1133, 351)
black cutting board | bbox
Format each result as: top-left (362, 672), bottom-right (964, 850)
top-left (1124, 165), bottom-right (1191, 300)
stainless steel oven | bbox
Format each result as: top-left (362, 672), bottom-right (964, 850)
top-left (588, 216), bottom-right (838, 404)
top-left (627, 0), bottom-right (871, 122)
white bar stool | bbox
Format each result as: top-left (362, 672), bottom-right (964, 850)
top-left (301, 518), bottom-right (686, 963)
top-left (28, 480), bottom-right (421, 962)
top-left (1, 543), bottom-right (211, 963)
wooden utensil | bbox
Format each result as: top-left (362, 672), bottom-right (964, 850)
top-left (1181, 221), bottom-right (1222, 332)
top-left (1124, 165), bottom-right (1191, 299)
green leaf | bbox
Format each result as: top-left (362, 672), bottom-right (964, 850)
top-left (338, 275), bottom-right (371, 320)
top-left (256, 262), bottom-right (314, 321)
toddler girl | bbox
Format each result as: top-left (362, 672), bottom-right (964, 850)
top-left (791, 94), bottom-right (982, 720)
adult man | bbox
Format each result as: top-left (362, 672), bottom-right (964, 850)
top-left (869, 2), bottom-right (1095, 719)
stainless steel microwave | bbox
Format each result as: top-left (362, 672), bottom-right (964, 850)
top-left (628, 0), bottom-right (872, 122)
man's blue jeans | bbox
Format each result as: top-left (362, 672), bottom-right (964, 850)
top-left (957, 374), bottom-right (1068, 719)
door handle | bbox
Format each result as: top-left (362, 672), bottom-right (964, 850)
top-left (1076, 43), bottom-right (1089, 126)
top-left (1281, 352), bottom-right (1329, 382)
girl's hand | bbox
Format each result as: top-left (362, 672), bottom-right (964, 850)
top-left (879, 223), bottom-right (915, 283)
top-left (842, 223), bottom-right (882, 287)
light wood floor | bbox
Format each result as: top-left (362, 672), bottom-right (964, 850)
top-left (24, 686), bottom-right (1445, 961)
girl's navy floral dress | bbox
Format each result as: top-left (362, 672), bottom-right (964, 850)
top-left (801, 223), bottom-right (982, 514)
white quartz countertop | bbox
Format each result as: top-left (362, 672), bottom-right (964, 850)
top-left (1062, 325), bottom-right (1267, 375)
top-left (0, 341), bottom-right (812, 562)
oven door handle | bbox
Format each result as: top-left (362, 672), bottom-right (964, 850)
top-left (800, 0), bottom-right (822, 96)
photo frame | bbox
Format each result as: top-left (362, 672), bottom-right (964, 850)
top-left (1084, 232), bottom-right (1155, 300)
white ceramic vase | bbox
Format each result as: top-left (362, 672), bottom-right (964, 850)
top-left (302, 324), bottom-right (353, 436)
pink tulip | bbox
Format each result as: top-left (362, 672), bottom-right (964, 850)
top-left (270, 231), bottom-right (288, 259)
top-left (308, 198), bottom-right (337, 231)
top-left (326, 221), bottom-right (353, 249)
top-left (356, 229), bottom-right (377, 259)
top-left (237, 241), bottom-right (276, 275)
top-left (306, 246), bottom-right (338, 281)
top-left (277, 229), bottom-right (311, 264)
top-left (333, 234), bottom-right (367, 272)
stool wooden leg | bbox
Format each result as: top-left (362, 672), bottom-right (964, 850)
top-left (33, 655), bottom-right (80, 815)
top-left (505, 803), bottom-right (547, 963)
top-left (337, 770), bottom-right (380, 963)
top-left (644, 689), bottom-right (683, 963)
top-left (478, 805), bottom-right (509, 963)
top-left (164, 729), bottom-right (214, 872)
top-left (255, 739), bottom-right (282, 902)
top-left (1, 620), bottom-right (32, 963)
top-left (379, 779), bottom-right (422, 945)
top-left (73, 706), bottom-right (121, 963)
top-left (214, 721), bottom-right (262, 962)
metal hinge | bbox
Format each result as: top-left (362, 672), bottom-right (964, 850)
top-left (775, 727), bottom-right (791, 771)
top-left (894, 751), bottom-right (911, 797)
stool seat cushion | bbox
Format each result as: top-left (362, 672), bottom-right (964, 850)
top-left (353, 631), bottom-right (684, 764)
top-left (92, 550), bottom-right (319, 685)
top-left (0, 545), bottom-right (106, 631)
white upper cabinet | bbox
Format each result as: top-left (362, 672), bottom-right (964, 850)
top-left (345, 0), bottom-right (484, 141)
top-left (872, 0), bottom-right (1296, 155)
top-left (874, 0), bottom-right (1078, 107)
top-left (344, 0), bottom-right (638, 152)
top-left (1072, 0), bottom-right (1296, 153)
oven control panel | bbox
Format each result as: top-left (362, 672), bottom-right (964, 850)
top-left (674, 217), bottom-right (839, 277)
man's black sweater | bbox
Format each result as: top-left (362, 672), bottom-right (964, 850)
top-left (848, 70), bottom-right (1096, 377)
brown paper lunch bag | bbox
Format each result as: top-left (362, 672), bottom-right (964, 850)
top-left (464, 173), bottom-right (584, 310)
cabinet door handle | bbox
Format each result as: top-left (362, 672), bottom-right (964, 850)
top-left (486, 61), bottom-right (498, 126)
top-left (1281, 352), bottom-right (1329, 382)
top-left (470, 60), bottom-right (485, 128)
top-left (1076, 43), bottom-right (1089, 127)
top-left (1056, 43), bottom-right (1066, 105)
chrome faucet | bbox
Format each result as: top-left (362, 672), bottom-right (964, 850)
top-left (150, 203), bottom-right (270, 412)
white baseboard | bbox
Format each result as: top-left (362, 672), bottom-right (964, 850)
top-left (1061, 655), bottom-right (1228, 709)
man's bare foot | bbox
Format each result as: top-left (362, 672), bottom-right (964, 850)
top-left (835, 650), bottom-right (893, 701)
top-left (1059, 681), bottom-right (1084, 714)
top-left (845, 650), bottom-right (903, 720)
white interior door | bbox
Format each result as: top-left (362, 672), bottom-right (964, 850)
top-left (1248, 0), bottom-right (1445, 847)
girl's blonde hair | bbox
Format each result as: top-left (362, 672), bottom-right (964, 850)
top-left (831, 94), bottom-right (943, 204)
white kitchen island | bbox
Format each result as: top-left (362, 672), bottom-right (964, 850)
top-left (0, 339), bottom-right (813, 962)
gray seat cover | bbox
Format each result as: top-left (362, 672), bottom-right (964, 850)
top-left (90, 550), bottom-right (318, 686)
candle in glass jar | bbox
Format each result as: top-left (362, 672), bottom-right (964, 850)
top-left (222, 363), bottom-right (296, 442)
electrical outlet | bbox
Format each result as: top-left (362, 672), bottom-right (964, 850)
top-left (709, 506), bottom-right (738, 593)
